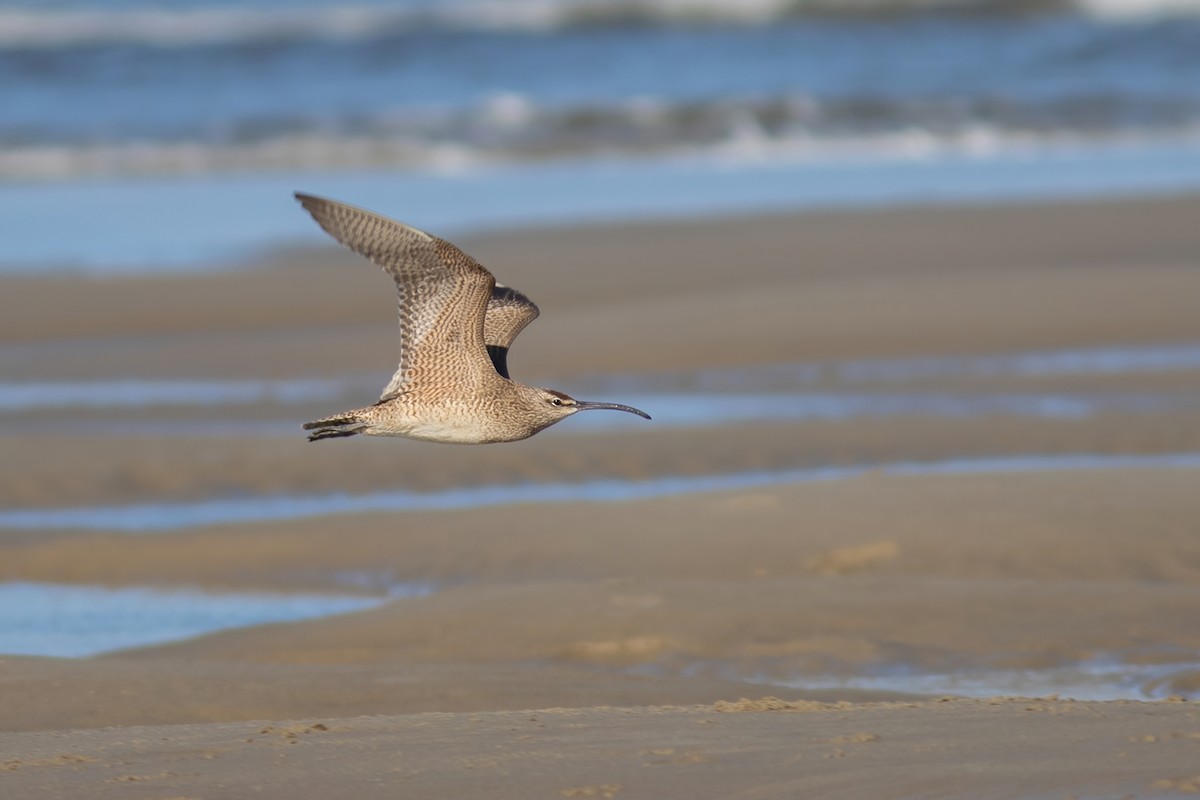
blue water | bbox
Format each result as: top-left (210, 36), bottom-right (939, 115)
top-left (636, 649), bottom-right (1200, 701)
top-left (776, 655), bottom-right (1200, 701)
top-left (6, 0), bottom-right (1200, 173)
top-left (3, 0), bottom-right (1200, 269)
top-left (0, 377), bottom-right (353, 411)
top-left (2, 452), bottom-right (1198, 533)
top-left (8, 391), bottom-right (1194, 438)
top-left (597, 341), bottom-right (1200, 391)
top-left (0, 581), bottom-right (411, 657)
top-left (3, 342), bottom-right (1197, 436)
top-left (7, 140), bottom-right (1200, 271)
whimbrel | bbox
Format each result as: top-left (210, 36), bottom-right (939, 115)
top-left (296, 193), bottom-right (651, 444)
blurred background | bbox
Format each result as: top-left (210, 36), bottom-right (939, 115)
top-left (4, 0), bottom-right (1200, 270)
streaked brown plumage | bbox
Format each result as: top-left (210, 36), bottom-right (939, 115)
top-left (296, 193), bottom-right (650, 444)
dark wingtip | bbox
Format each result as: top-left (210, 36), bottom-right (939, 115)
top-left (294, 191), bottom-right (322, 210)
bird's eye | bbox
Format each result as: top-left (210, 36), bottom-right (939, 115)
top-left (550, 397), bottom-right (563, 406)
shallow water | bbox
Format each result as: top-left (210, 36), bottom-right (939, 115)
top-left (2, 341), bottom-right (1198, 424)
top-left (9, 390), bottom-right (1197, 439)
top-left (0, 377), bottom-right (355, 411)
top-left (564, 390), bottom-right (1200, 431)
top-left (605, 341), bottom-right (1200, 393)
top-left (637, 653), bottom-right (1200, 701)
top-left (0, 581), bottom-right (421, 658)
top-left (2, 452), bottom-right (1198, 533)
top-left (9, 141), bottom-right (1200, 271)
top-left (7, 577), bottom-right (1194, 701)
top-left (773, 655), bottom-right (1200, 701)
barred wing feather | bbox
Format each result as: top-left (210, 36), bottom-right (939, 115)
top-left (294, 193), bottom-right (496, 401)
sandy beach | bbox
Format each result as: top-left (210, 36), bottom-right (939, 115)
top-left (3, 194), bottom-right (1200, 797)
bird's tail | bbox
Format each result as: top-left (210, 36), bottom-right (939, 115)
top-left (302, 412), bottom-right (368, 442)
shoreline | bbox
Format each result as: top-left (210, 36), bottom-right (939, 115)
top-left (10, 136), bottom-right (1200, 273)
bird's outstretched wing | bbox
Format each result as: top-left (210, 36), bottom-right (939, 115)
top-left (484, 284), bottom-right (539, 379)
top-left (295, 193), bottom-right (496, 401)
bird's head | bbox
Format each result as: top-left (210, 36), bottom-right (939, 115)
top-left (527, 387), bottom-right (651, 430)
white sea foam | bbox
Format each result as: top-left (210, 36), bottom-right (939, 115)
top-left (1, 0), bottom-right (1197, 50)
top-left (0, 7), bottom-right (412, 49)
top-left (3, 115), bottom-right (1194, 183)
top-left (0, 3), bottom-right (739, 49)
top-left (1076, 0), bottom-right (1200, 19)
top-left (0, 135), bottom-right (488, 182)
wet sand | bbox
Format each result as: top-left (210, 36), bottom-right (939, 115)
top-left (4, 699), bottom-right (1200, 799)
top-left (2, 194), bottom-right (1200, 797)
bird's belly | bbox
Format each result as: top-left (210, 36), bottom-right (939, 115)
top-left (372, 414), bottom-right (516, 445)
top-left (410, 421), bottom-right (498, 444)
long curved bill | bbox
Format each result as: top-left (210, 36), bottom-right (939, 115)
top-left (574, 400), bottom-right (651, 420)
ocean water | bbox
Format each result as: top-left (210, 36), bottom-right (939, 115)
top-left (3, 0), bottom-right (1200, 270)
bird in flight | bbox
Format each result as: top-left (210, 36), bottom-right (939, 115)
top-left (296, 193), bottom-right (651, 444)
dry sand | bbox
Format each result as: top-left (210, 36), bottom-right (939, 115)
top-left (2, 194), bottom-right (1200, 797)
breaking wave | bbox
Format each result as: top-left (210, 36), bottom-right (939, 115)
top-left (1, 0), bottom-right (1199, 50)
top-left (4, 92), bottom-right (1198, 182)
